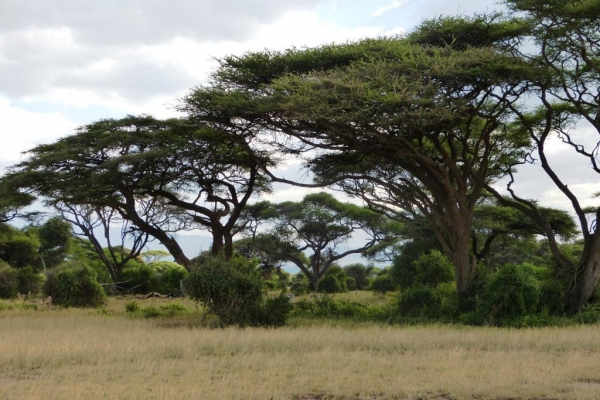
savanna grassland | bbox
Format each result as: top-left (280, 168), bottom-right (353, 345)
top-left (1, 298), bottom-right (600, 400)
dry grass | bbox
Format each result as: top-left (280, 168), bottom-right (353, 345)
top-left (1, 301), bottom-right (600, 399)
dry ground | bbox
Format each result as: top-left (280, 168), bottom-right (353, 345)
top-left (1, 299), bottom-right (600, 399)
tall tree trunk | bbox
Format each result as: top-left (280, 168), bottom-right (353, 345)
top-left (209, 226), bottom-right (233, 260)
top-left (568, 232), bottom-right (600, 313)
top-left (448, 216), bottom-right (478, 311)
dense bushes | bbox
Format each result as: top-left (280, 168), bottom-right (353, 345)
top-left (292, 293), bottom-right (390, 321)
top-left (120, 261), bottom-right (188, 295)
top-left (0, 266), bottom-right (18, 298)
top-left (185, 255), bottom-right (291, 327)
top-left (369, 268), bottom-right (396, 294)
top-left (475, 263), bottom-right (542, 325)
top-left (398, 283), bottom-right (458, 320)
top-left (0, 265), bottom-right (44, 299)
top-left (44, 263), bottom-right (106, 307)
top-left (318, 266), bottom-right (353, 293)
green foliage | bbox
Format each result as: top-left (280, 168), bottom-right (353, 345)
top-left (142, 306), bottom-right (161, 318)
top-left (573, 303), bottom-right (600, 325)
top-left (125, 300), bottom-right (140, 313)
top-left (292, 294), bottom-right (390, 321)
top-left (0, 266), bottom-right (18, 299)
top-left (398, 283), bottom-right (458, 320)
top-left (121, 264), bottom-right (160, 294)
top-left (159, 303), bottom-right (188, 316)
top-left (185, 255), bottom-right (291, 327)
top-left (35, 216), bottom-right (72, 269)
top-left (48, 263), bottom-right (107, 308)
top-left (343, 263), bottom-right (373, 290)
top-left (318, 265), bottom-right (351, 293)
top-left (369, 268), bottom-right (396, 294)
top-left (412, 251), bottom-right (455, 287)
top-left (0, 224), bottom-right (40, 269)
top-left (155, 262), bottom-right (189, 295)
top-left (261, 293), bottom-right (294, 326)
top-left (476, 263), bottom-right (542, 326)
top-left (290, 273), bottom-right (309, 295)
top-left (240, 192), bottom-right (399, 291)
top-left (16, 266), bottom-right (44, 295)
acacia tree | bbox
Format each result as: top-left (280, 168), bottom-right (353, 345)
top-left (5, 115), bottom-right (273, 269)
top-left (239, 192), bottom-right (400, 291)
top-left (58, 203), bottom-right (156, 283)
top-left (433, 1), bottom-right (600, 312)
top-left (184, 34), bottom-right (532, 305)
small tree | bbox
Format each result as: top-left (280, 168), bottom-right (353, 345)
top-left (185, 255), bottom-right (291, 327)
top-left (241, 192), bottom-right (400, 291)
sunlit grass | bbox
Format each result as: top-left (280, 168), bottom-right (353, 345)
top-left (1, 299), bottom-right (600, 399)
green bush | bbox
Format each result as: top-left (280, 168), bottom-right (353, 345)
top-left (413, 250), bottom-right (455, 287)
top-left (343, 263), bottom-right (372, 290)
top-left (398, 285), bottom-right (441, 318)
top-left (290, 274), bottom-right (309, 295)
top-left (0, 266), bottom-right (18, 299)
top-left (185, 255), bottom-right (291, 327)
top-left (121, 264), bottom-right (160, 294)
top-left (152, 262), bottom-right (189, 295)
top-left (125, 300), bottom-right (140, 313)
top-left (292, 294), bottom-right (389, 321)
top-left (476, 263), bottom-right (541, 326)
top-left (369, 269), bottom-right (396, 294)
top-left (160, 303), bottom-right (188, 316)
top-left (49, 264), bottom-right (107, 308)
top-left (261, 293), bottom-right (294, 326)
top-left (17, 266), bottom-right (44, 295)
top-left (318, 266), bottom-right (351, 293)
top-left (142, 306), bottom-right (161, 318)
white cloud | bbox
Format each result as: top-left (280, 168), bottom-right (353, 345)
top-left (372, 0), bottom-right (409, 17)
top-left (0, 98), bottom-right (77, 169)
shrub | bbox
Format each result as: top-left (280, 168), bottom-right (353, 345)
top-left (185, 255), bottom-right (291, 327)
top-left (413, 250), bottom-right (454, 287)
top-left (49, 264), bottom-right (107, 308)
top-left (343, 263), bottom-right (372, 290)
top-left (292, 294), bottom-right (389, 321)
top-left (318, 266), bottom-right (351, 293)
top-left (152, 262), bottom-right (189, 295)
top-left (476, 263), bottom-right (541, 326)
top-left (142, 306), bottom-right (161, 318)
top-left (121, 264), bottom-right (160, 294)
top-left (290, 274), bottom-right (309, 295)
top-left (398, 285), bottom-right (441, 318)
top-left (574, 303), bottom-right (600, 325)
top-left (125, 300), bottom-right (140, 313)
top-left (160, 303), bottom-right (188, 316)
top-left (0, 266), bottom-right (18, 299)
top-left (17, 266), bottom-right (44, 295)
top-left (370, 269), bottom-right (396, 294)
top-left (261, 293), bottom-right (294, 326)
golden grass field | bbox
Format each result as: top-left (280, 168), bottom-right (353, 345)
top-left (1, 298), bottom-right (600, 399)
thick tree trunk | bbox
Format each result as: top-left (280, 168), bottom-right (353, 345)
top-left (453, 232), bottom-right (477, 311)
top-left (441, 213), bottom-right (478, 311)
top-left (568, 232), bottom-right (600, 313)
top-left (209, 229), bottom-right (234, 260)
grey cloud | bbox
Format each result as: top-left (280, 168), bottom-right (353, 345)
top-left (0, 0), bottom-right (324, 46)
top-left (54, 61), bottom-right (198, 101)
top-left (0, 0), bottom-right (325, 101)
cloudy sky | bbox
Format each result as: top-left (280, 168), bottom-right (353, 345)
top-left (1, 0), bottom-right (598, 233)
